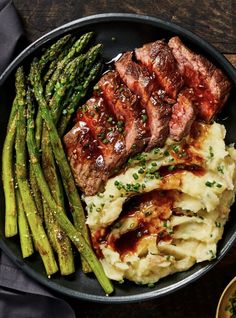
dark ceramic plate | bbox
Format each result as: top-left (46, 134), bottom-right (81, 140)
top-left (0, 13), bottom-right (236, 303)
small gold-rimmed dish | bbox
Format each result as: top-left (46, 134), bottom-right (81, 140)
top-left (216, 277), bottom-right (236, 318)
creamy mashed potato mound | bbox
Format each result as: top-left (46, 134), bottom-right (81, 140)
top-left (84, 122), bottom-right (236, 284)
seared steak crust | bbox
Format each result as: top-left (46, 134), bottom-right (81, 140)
top-left (135, 40), bottom-right (183, 99)
top-left (64, 95), bottom-right (126, 195)
top-left (76, 96), bottom-right (126, 170)
top-left (98, 71), bottom-right (149, 155)
top-left (63, 121), bottom-right (107, 196)
top-left (115, 51), bottom-right (172, 150)
top-left (169, 88), bottom-right (196, 141)
top-left (168, 36), bottom-right (231, 122)
top-left (115, 51), bottom-right (157, 104)
top-left (146, 92), bottom-right (172, 150)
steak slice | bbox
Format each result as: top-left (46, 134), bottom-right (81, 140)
top-left (76, 96), bottom-right (126, 170)
top-left (145, 92), bottom-right (172, 150)
top-left (115, 51), bottom-right (171, 150)
top-left (98, 71), bottom-right (149, 155)
top-left (168, 36), bottom-right (231, 122)
top-left (64, 95), bottom-right (126, 195)
top-left (135, 40), bottom-right (184, 99)
top-left (115, 51), bottom-right (156, 104)
top-left (169, 88), bottom-right (196, 141)
top-left (63, 120), bottom-right (107, 196)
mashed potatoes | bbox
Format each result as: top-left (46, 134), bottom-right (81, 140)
top-left (84, 122), bottom-right (236, 284)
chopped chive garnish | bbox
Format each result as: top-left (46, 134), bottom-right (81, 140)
top-left (217, 165), bottom-right (224, 174)
top-left (138, 168), bottom-right (144, 174)
top-left (172, 145), bottom-right (180, 153)
top-left (141, 114), bottom-right (148, 123)
top-left (205, 181), bottom-right (216, 187)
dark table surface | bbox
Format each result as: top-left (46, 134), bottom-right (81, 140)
top-left (12, 1), bottom-right (236, 317)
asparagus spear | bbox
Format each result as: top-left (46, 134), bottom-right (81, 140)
top-left (27, 90), bottom-right (44, 218)
top-left (31, 61), bottom-right (87, 231)
top-left (34, 33), bottom-right (72, 147)
top-left (41, 54), bottom-right (85, 210)
top-left (35, 32), bottom-right (92, 150)
top-left (29, 163), bottom-right (44, 218)
top-left (40, 43), bottom-right (92, 272)
top-left (30, 59), bottom-right (91, 259)
top-left (16, 189), bottom-right (34, 258)
top-left (2, 101), bottom-right (17, 237)
top-left (15, 68), bottom-right (58, 276)
top-left (38, 34), bottom-right (71, 70)
top-left (58, 62), bottom-right (101, 136)
top-left (41, 121), bottom-right (74, 275)
top-left (43, 202), bottom-right (75, 275)
top-left (2, 67), bottom-right (25, 237)
top-left (43, 37), bottom-right (76, 83)
top-left (30, 35), bottom-right (72, 218)
top-left (26, 100), bottom-right (113, 295)
top-left (28, 90), bottom-right (73, 274)
top-left (78, 44), bottom-right (102, 81)
top-left (42, 53), bottom-right (92, 272)
top-left (49, 54), bottom-right (86, 120)
top-left (32, 35), bottom-right (73, 212)
top-left (45, 32), bottom-right (93, 102)
top-left (57, 44), bottom-right (102, 133)
top-left (35, 32), bottom-right (93, 147)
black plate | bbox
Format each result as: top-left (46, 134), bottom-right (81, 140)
top-left (0, 13), bottom-right (236, 303)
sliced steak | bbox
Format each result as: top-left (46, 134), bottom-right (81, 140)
top-left (98, 71), bottom-right (149, 155)
top-left (115, 51), bottom-right (156, 104)
top-left (169, 88), bottom-right (196, 141)
top-left (135, 40), bottom-right (184, 99)
top-left (76, 96), bottom-right (126, 170)
top-left (64, 95), bottom-right (126, 195)
top-left (115, 51), bottom-right (171, 150)
top-left (168, 36), bottom-right (231, 121)
top-left (63, 121), bottom-right (107, 196)
top-left (145, 92), bottom-right (172, 150)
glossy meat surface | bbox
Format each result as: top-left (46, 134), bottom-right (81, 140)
top-left (169, 88), bottom-right (196, 141)
top-left (63, 120), bottom-right (107, 196)
top-left (64, 95), bottom-right (126, 195)
top-left (135, 40), bottom-right (183, 99)
top-left (98, 71), bottom-right (149, 155)
top-left (146, 91), bottom-right (172, 150)
top-left (168, 36), bottom-right (231, 121)
top-left (115, 52), bottom-right (171, 149)
top-left (115, 51), bottom-right (157, 104)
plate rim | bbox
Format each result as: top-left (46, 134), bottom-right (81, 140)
top-left (0, 12), bottom-right (236, 303)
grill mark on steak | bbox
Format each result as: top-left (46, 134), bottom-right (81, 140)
top-left (115, 51), bottom-right (172, 150)
top-left (169, 88), bottom-right (196, 141)
top-left (168, 36), bottom-right (231, 122)
top-left (135, 40), bottom-right (184, 99)
top-left (98, 70), bottom-right (150, 156)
